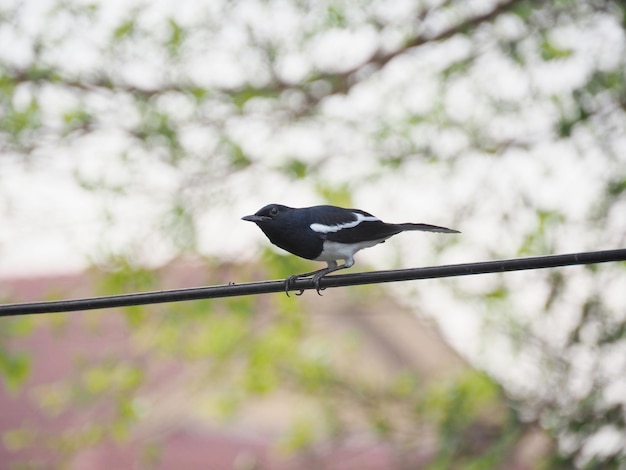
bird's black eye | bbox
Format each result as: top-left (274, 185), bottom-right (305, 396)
top-left (269, 207), bottom-right (279, 216)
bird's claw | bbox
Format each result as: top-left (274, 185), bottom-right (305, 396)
top-left (311, 274), bottom-right (326, 296)
top-left (284, 272), bottom-right (327, 296)
top-left (284, 275), bottom-right (304, 297)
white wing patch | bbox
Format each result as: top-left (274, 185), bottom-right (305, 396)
top-left (310, 212), bottom-right (379, 234)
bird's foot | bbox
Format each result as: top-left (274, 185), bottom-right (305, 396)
top-left (284, 274), bottom-right (305, 297)
top-left (284, 269), bottom-right (330, 297)
top-left (311, 271), bottom-right (329, 296)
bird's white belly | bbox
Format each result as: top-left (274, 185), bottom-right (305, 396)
top-left (314, 239), bottom-right (387, 262)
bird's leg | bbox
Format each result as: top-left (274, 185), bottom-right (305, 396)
top-left (285, 264), bottom-right (334, 297)
top-left (285, 259), bottom-right (354, 296)
top-left (310, 259), bottom-right (354, 294)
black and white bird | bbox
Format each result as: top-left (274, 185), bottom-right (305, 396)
top-left (242, 204), bottom-right (460, 295)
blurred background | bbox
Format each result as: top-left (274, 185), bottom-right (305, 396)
top-left (1, 0), bottom-right (625, 468)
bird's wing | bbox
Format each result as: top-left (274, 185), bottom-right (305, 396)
top-left (324, 220), bottom-right (402, 244)
top-left (308, 207), bottom-right (402, 244)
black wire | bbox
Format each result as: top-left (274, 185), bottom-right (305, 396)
top-left (1, 249), bottom-right (625, 317)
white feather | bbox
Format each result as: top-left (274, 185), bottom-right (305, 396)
top-left (314, 239), bottom-right (387, 263)
top-left (310, 212), bottom-right (379, 234)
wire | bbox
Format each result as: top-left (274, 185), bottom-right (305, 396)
top-left (1, 249), bottom-right (625, 317)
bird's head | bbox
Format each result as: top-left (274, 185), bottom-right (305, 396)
top-left (241, 204), bottom-right (292, 226)
top-left (243, 204), bottom-right (321, 260)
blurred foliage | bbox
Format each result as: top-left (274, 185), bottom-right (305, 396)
top-left (0, 259), bottom-right (526, 468)
top-left (0, 316), bottom-right (32, 392)
top-left (1, 0), bottom-right (626, 468)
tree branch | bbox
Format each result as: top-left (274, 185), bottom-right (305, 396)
top-left (308, 0), bottom-right (525, 97)
top-left (2, 0), bottom-right (525, 107)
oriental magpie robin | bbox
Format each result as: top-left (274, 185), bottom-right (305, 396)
top-left (242, 204), bottom-right (459, 295)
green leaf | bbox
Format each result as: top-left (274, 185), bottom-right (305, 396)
top-left (2, 317), bottom-right (33, 337)
top-left (162, 200), bottom-right (198, 251)
top-left (190, 87), bottom-right (210, 102)
top-left (32, 382), bottom-right (72, 415)
top-left (281, 416), bottom-right (315, 452)
top-left (2, 428), bottom-right (35, 451)
top-left (82, 367), bottom-right (111, 394)
top-left (372, 413), bottom-right (392, 437)
top-left (512, 2), bottom-right (534, 20)
top-left (185, 315), bottom-right (249, 359)
top-left (231, 86), bottom-right (279, 110)
top-left (282, 158), bottom-right (309, 179)
top-left (122, 306), bottom-right (146, 327)
top-left (540, 38), bottom-right (573, 61)
top-left (213, 388), bottom-right (245, 419)
top-left (326, 5), bottom-right (346, 27)
top-left (96, 254), bottom-right (157, 295)
top-left (113, 19), bottom-right (135, 40)
top-left (442, 57), bottom-right (475, 80)
top-left (314, 182), bottom-right (353, 207)
top-left (485, 285), bottom-right (508, 302)
top-left (62, 108), bottom-right (92, 132)
top-left (606, 178), bottom-right (626, 197)
top-left (0, 349), bottom-right (30, 391)
top-left (5, 98), bottom-right (40, 136)
top-left (226, 140), bottom-right (252, 169)
top-left (167, 19), bottom-right (184, 53)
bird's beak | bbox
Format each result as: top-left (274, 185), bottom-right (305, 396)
top-left (242, 214), bottom-right (269, 222)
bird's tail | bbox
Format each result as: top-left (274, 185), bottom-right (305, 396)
top-left (397, 223), bottom-right (460, 234)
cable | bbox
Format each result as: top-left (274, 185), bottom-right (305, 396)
top-left (1, 249), bottom-right (625, 317)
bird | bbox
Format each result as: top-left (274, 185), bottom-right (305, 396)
top-left (242, 204), bottom-right (460, 295)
